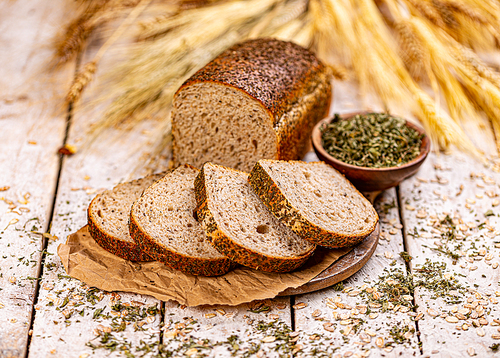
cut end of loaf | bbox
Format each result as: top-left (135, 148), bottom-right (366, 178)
top-left (172, 83), bottom-right (278, 172)
top-left (194, 162), bottom-right (315, 273)
top-left (249, 160), bottom-right (379, 248)
top-left (130, 164), bottom-right (233, 276)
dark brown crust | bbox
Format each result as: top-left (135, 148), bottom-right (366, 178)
top-left (129, 213), bottom-right (233, 277)
top-left (87, 197), bottom-right (153, 262)
top-left (178, 38), bottom-right (329, 122)
top-left (248, 160), bottom-right (379, 248)
top-left (173, 38), bottom-right (332, 164)
top-left (194, 163), bottom-right (315, 273)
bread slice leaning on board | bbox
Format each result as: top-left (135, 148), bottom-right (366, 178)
top-left (129, 164), bottom-right (233, 276)
top-left (171, 38), bottom-right (332, 172)
top-left (194, 162), bottom-right (316, 273)
top-left (249, 160), bottom-right (379, 248)
top-left (87, 173), bottom-right (164, 262)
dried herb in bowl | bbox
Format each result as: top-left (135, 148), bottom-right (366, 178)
top-left (321, 113), bottom-right (424, 168)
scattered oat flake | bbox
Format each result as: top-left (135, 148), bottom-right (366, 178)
top-left (0, 186), bottom-right (9, 191)
top-left (369, 313), bottom-right (379, 319)
top-left (405, 205), bottom-right (415, 211)
top-left (446, 316), bottom-right (459, 323)
top-left (216, 308), bottom-right (226, 316)
top-left (293, 302), bottom-right (307, 309)
top-left (375, 337), bottom-right (384, 348)
top-left (417, 177), bottom-right (428, 183)
top-left (493, 199), bottom-right (500, 207)
top-left (388, 228), bottom-right (397, 235)
top-left (323, 322), bottom-right (335, 332)
top-left (204, 313), bottom-right (216, 319)
top-left (262, 336), bottom-right (276, 343)
top-left (492, 333), bottom-right (500, 339)
top-left (427, 308), bottom-right (439, 317)
top-left (467, 347), bottom-right (475, 356)
top-left (476, 327), bottom-right (485, 337)
top-left (185, 348), bottom-right (198, 356)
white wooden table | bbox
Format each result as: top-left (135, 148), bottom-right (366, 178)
top-left (2, 2), bottom-right (500, 357)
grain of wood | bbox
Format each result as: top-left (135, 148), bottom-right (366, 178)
top-left (161, 298), bottom-right (292, 357)
top-left (400, 150), bottom-right (500, 357)
top-left (0, 1), bottom-right (77, 356)
top-left (293, 189), bottom-right (420, 357)
top-left (26, 12), bottom-right (167, 358)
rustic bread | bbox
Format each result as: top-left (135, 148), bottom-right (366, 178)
top-left (194, 162), bottom-right (316, 273)
top-left (129, 164), bottom-right (233, 276)
top-left (87, 173), bottom-right (164, 261)
top-left (172, 38), bottom-right (332, 172)
top-left (249, 160), bottom-right (379, 248)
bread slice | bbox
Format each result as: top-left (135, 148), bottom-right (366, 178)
top-left (249, 160), bottom-right (379, 248)
top-left (87, 173), bottom-right (164, 261)
top-left (194, 162), bottom-right (316, 273)
top-left (172, 38), bottom-right (332, 172)
top-left (129, 164), bottom-right (233, 276)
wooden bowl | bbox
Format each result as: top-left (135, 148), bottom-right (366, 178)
top-left (311, 112), bottom-right (431, 192)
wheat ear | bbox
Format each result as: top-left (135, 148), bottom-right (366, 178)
top-left (66, 0), bottom-right (152, 103)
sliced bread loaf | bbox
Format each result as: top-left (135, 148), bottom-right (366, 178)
top-left (249, 160), bottom-right (379, 248)
top-left (87, 173), bottom-right (164, 261)
top-left (172, 38), bottom-right (332, 172)
top-left (129, 164), bottom-right (233, 276)
top-left (194, 162), bottom-right (316, 273)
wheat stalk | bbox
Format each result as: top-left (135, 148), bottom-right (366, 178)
top-left (66, 0), bottom-right (153, 104)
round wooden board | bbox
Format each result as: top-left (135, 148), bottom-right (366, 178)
top-left (278, 222), bottom-right (380, 296)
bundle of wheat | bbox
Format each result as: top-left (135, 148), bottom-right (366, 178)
top-left (54, 0), bottom-right (500, 165)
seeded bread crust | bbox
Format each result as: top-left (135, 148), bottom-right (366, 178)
top-left (172, 38), bottom-right (332, 170)
top-left (87, 174), bottom-right (165, 262)
top-left (88, 219), bottom-right (152, 262)
top-left (129, 165), bottom-right (233, 277)
top-left (248, 160), bottom-right (379, 248)
top-left (129, 214), bottom-right (233, 277)
top-left (194, 164), bottom-right (315, 273)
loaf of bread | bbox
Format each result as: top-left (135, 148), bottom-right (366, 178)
top-left (87, 173), bottom-right (164, 261)
top-left (129, 164), bottom-right (233, 276)
top-left (249, 160), bottom-right (379, 248)
top-left (172, 38), bottom-right (332, 172)
top-left (194, 162), bottom-right (316, 273)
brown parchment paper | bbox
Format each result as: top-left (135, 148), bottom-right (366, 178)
top-left (58, 226), bottom-right (351, 306)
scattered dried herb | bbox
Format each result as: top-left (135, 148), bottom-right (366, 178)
top-left (321, 113), bottom-right (424, 168)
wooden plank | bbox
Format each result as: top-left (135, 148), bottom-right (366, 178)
top-left (400, 150), bottom-right (500, 357)
top-left (294, 80), bottom-right (419, 356)
top-left (27, 15), bottom-right (167, 358)
top-left (293, 189), bottom-right (420, 357)
top-left (161, 298), bottom-right (293, 357)
top-left (0, 1), bottom-right (77, 357)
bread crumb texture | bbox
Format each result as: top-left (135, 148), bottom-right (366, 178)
top-left (194, 162), bottom-right (315, 273)
top-left (249, 160), bottom-right (379, 248)
top-left (130, 164), bottom-right (233, 276)
top-left (87, 173), bottom-right (164, 261)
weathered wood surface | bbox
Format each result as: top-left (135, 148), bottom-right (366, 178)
top-left (0, 1), bottom-right (76, 357)
top-left (26, 17), bottom-right (166, 358)
top-left (3, 2), bottom-right (500, 358)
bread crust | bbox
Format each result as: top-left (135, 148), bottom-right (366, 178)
top-left (87, 201), bottom-right (152, 262)
top-left (248, 160), bottom-right (379, 248)
top-left (86, 175), bottom-right (166, 262)
top-left (173, 38), bottom-right (332, 166)
top-left (129, 213), bottom-right (234, 276)
top-left (194, 163), bottom-right (315, 273)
